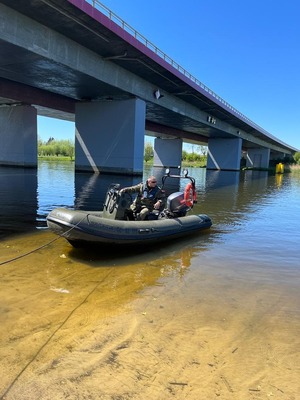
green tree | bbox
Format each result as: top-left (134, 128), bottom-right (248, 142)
top-left (38, 138), bottom-right (75, 159)
top-left (293, 152), bottom-right (300, 164)
top-left (144, 142), bottom-right (154, 162)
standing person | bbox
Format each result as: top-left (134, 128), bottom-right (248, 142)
top-left (120, 176), bottom-right (165, 220)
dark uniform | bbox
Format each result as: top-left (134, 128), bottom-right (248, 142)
top-left (121, 180), bottom-right (165, 220)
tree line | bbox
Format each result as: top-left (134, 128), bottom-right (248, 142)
top-left (293, 152), bottom-right (300, 164)
top-left (38, 137), bottom-right (74, 160)
top-left (144, 142), bottom-right (208, 164)
top-left (38, 138), bottom-right (300, 165)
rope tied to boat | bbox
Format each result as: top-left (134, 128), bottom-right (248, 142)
top-left (0, 213), bottom-right (89, 266)
top-left (1, 266), bottom-right (113, 399)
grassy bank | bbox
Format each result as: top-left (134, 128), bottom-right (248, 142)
top-left (39, 157), bottom-right (299, 173)
top-left (38, 157), bottom-right (206, 168)
top-left (289, 164), bottom-right (300, 173)
top-left (38, 156), bottom-right (74, 162)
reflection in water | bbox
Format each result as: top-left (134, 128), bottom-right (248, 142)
top-left (75, 172), bottom-right (100, 209)
top-left (0, 162), bottom-right (298, 239)
top-left (74, 172), bottom-right (142, 211)
top-left (0, 167), bottom-right (37, 237)
top-left (0, 161), bottom-right (297, 243)
top-left (198, 169), bottom-right (277, 229)
top-left (205, 169), bottom-right (240, 188)
top-left (37, 160), bottom-right (75, 214)
top-left (275, 171), bottom-right (283, 187)
top-left (0, 162), bottom-right (209, 237)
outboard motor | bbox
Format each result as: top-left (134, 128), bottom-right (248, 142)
top-left (166, 191), bottom-right (190, 217)
top-left (102, 184), bottom-right (131, 220)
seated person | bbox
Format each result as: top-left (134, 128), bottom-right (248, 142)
top-left (120, 176), bottom-right (165, 220)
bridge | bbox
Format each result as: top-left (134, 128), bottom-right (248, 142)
top-left (0, 0), bottom-right (297, 174)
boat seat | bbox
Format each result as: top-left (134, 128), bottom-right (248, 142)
top-left (103, 184), bottom-right (132, 220)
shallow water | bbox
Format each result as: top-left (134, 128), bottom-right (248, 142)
top-left (0, 164), bottom-right (299, 399)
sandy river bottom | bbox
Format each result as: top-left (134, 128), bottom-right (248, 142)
top-left (0, 231), bottom-right (299, 400)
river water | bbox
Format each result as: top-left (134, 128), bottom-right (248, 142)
top-left (0, 161), bottom-right (299, 399)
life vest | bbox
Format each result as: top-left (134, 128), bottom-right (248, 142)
top-left (141, 182), bottom-right (159, 200)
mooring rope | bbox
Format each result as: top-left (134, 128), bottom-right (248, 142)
top-left (0, 236), bottom-right (61, 266)
top-left (0, 268), bottom-right (113, 399)
top-left (0, 214), bottom-right (89, 266)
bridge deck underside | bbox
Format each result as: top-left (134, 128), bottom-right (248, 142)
top-left (0, 0), bottom-right (295, 153)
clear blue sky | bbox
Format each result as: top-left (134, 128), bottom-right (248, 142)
top-left (38, 0), bottom-right (300, 151)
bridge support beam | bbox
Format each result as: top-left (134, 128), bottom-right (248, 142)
top-left (75, 99), bottom-right (146, 175)
top-left (207, 138), bottom-right (242, 170)
top-left (0, 105), bottom-right (37, 167)
top-left (153, 138), bottom-right (183, 170)
top-left (246, 148), bottom-right (270, 168)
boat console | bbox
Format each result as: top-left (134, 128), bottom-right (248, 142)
top-left (102, 184), bottom-right (132, 220)
top-left (102, 168), bottom-right (197, 221)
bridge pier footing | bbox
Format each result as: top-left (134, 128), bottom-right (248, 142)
top-left (75, 99), bottom-right (146, 175)
top-left (0, 105), bottom-right (37, 167)
top-left (207, 138), bottom-right (242, 170)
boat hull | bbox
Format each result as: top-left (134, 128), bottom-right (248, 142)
top-left (47, 208), bottom-right (212, 247)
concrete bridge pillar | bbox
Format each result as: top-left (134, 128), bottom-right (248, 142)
top-left (246, 148), bottom-right (270, 168)
top-left (153, 138), bottom-right (183, 169)
top-left (207, 138), bottom-right (242, 170)
top-left (75, 98), bottom-right (146, 175)
top-left (0, 105), bottom-right (37, 167)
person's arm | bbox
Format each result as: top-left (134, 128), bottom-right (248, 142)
top-left (120, 183), bottom-right (142, 195)
top-left (154, 189), bottom-right (165, 209)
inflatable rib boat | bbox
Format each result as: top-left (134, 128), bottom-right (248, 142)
top-left (47, 171), bottom-right (212, 248)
